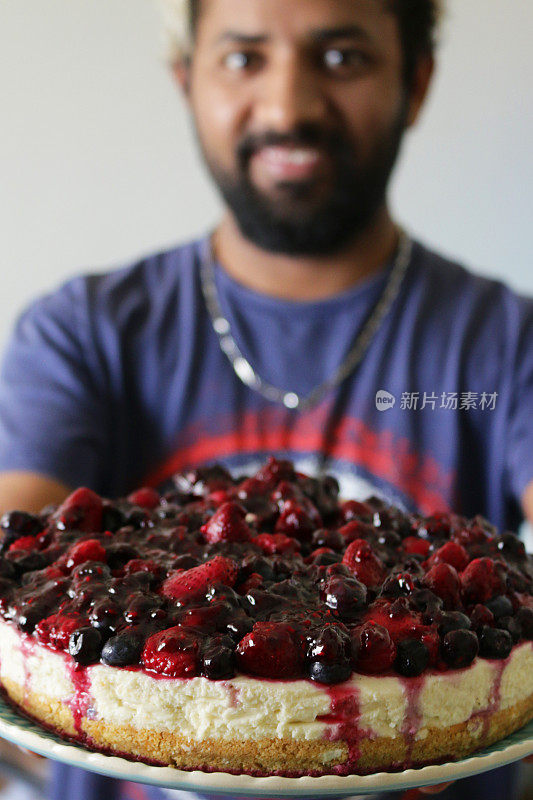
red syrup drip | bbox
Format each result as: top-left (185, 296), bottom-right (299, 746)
top-left (64, 659), bottom-right (93, 736)
top-left (19, 633), bottom-right (37, 701)
top-left (319, 683), bottom-right (371, 774)
top-left (399, 675), bottom-right (425, 766)
top-left (469, 658), bottom-right (506, 742)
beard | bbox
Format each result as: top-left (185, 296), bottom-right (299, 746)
top-left (196, 103), bottom-right (409, 257)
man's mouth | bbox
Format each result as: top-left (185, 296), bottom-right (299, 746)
top-left (250, 145), bottom-right (327, 182)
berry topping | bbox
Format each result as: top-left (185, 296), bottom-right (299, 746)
top-left (8, 535), bottom-right (39, 553)
top-left (254, 533), bottom-right (301, 555)
top-left (322, 576), bottom-right (367, 621)
top-left (403, 537), bottom-right (431, 557)
top-left (440, 629), bottom-right (479, 668)
top-left (428, 541), bottom-right (469, 572)
top-left (486, 595), bottom-right (514, 619)
top-left (161, 556), bottom-right (237, 601)
top-left (517, 607), bottom-right (533, 639)
top-left (55, 488), bottom-right (103, 532)
top-left (127, 487), bottom-right (160, 510)
top-left (0, 457), bottom-right (529, 683)
top-left (461, 558), bottom-right (505, 604)
top-left (65, 539), bottom-right (107, 570)
top-left (142, 627), bottom-right (199, 677)
top-left (201, 636), bottom-right (236, 680)
top-left (395, 638), bottom-right (430, 677)
top-left (422, 563), bottom-right (461, 609)
top-left (201, 502), bottom-right (251, 544)
top-left (102, 630), bottom-right (145, 667)
top-left (68, 627), bottom-right (103, 665)
top-left (236, 622), bottom-right (304, 679)
top-left (478, 626), bottom-right (513, 660)
top-left (352, 622), bottom-right (397, 674)
top-left (342, 539), bottom-right (386, 588)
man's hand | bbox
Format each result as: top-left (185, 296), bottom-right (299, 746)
top-left (0, 471), bottom-right (70, 515)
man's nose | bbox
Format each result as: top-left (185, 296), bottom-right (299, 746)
top-left (252, 56), bottom-right (328, 132)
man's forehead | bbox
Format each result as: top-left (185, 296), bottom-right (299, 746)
top-left (197, 0), bottom-right (396, 43)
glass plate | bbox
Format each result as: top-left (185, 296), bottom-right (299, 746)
top-left (0, 693), bottom-right (531, 797)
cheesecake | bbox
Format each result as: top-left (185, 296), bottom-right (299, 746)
top-left (0, 458), bottom-right (531, 775)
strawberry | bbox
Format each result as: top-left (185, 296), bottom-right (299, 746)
top-left (236, 621), bottom-right (304, 679)
top-left (55, 488), bottom-right (103, 532)
top-left (161, 556), bottom-right (237, 601)
top-left (201, 502), bottom-right (251, 544)
top-left (65, 539), bottom-right (106, 570)
top-left (342, 539), bottom-right (386, 588)
top-left (255, 532), bottom-right (301, 555)
top-left (127, 487), bottom-right (160, 510)
top-left (142, 627), bottom-right (199, 677)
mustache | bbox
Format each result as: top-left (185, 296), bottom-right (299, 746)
top-left (236, 125), bottom-right (351, 166)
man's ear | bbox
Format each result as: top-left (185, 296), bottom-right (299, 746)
top-left (172, 57), bottom-right (192, 100)
top-left (406, 54), bottom-right (435, 127)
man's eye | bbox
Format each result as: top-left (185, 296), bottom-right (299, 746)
top-left (323, 48), bottom-right (368, 71)
top-left (222, 51), bottom-right (259, 71)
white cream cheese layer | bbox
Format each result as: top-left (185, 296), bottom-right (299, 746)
top-left (0, 619), bottom-right (531, 743)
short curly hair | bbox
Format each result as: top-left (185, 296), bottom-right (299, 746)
top-left (158, 0), bottom-right (442, 86)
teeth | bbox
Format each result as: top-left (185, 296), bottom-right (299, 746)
top-left (262, 147), bottom-right (319, 166)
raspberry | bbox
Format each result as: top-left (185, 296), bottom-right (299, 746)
top-left (342, 539), bottom-right (386, 588)
top-left (461, 557), bottom-right (505, 604)
top-left (142, 627), bottom-right (199, 677)
top-left (428, 541), bottom-right (469, 572)
top-left (201, 502), bottom-right (251, 544)
top-left (8, 535), bottom-right (39, 553)
top-left (161, 556), bottom-right (237, 601)
top-left (35, 612), bottom-right (88, 651)
top-left (127, 487), bottom-right (160, 509)
top-left (423, 563), bottom-right (461, 609)
top-left (255, 532), bottom-right (301, 555)
top-left (403, 536), bottom-right (431, 557)
top-left (352, 622), bottom-right (396, 674)
top-left (65, 539), bottom-right (107, 570)
top-left (236, 621), bottom-right (304, 679)
top-left (56, 488), bottom-right (103, 533)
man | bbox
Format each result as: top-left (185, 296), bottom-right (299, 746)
top-left (0, 1), bottom-right (531, 799)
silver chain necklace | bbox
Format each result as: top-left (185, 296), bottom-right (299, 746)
top-left (200, 229), bottom-right (413, 412)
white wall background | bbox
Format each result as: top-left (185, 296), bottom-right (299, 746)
top-left (0, 0), bottom-right (532, 351)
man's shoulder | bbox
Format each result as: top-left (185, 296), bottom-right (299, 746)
top-left (411, 239), bottom-right (533, 324)
top-left (23, 237), bottom-right (205, 325)
top-left (78, 237), bottom-right (204, 306)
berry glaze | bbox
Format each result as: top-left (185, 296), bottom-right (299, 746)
top-left (0, 457), bottom-right (532, 773)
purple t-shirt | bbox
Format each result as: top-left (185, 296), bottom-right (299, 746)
top-left (0, 236), bottom-right (532, 800)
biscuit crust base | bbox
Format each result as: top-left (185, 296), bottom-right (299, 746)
top-left (2, 675), bottom-right (533, 775)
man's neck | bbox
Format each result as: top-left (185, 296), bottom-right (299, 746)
top-left (211, 207), bottom-right (399, 302)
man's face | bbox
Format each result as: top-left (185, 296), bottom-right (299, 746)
top-left (185, 0), bottom-right (414, 256)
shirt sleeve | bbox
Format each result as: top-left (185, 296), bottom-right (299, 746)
top-left (0, 279), bottom-right (108, 491)
top-left (505, 299), bottom-right (533, 504)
